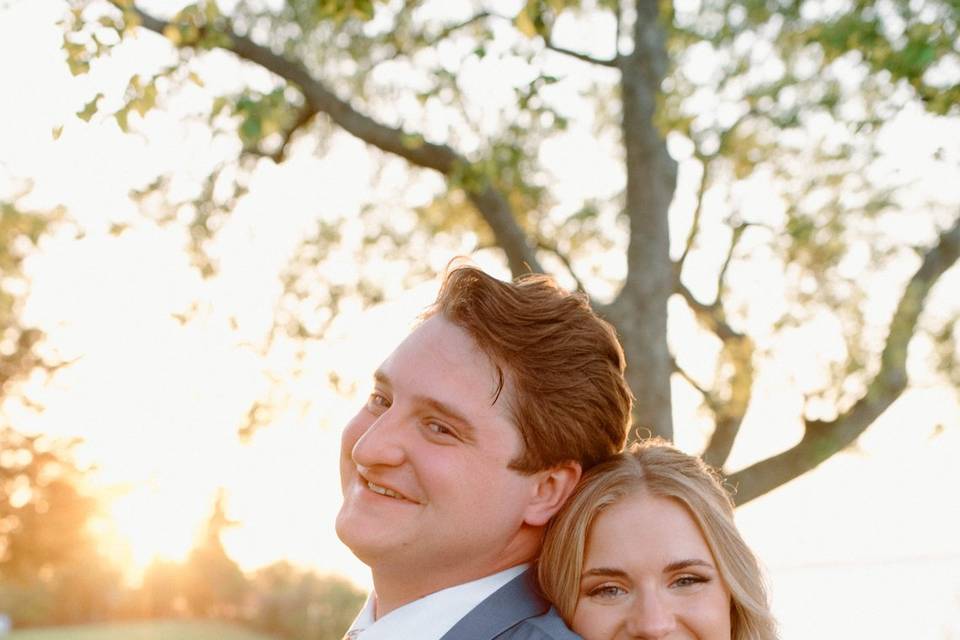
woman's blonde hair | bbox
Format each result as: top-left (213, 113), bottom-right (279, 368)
top-left (538, 439), bottom-right (778, 640)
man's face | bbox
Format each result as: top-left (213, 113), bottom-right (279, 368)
top-left (335, 315), bottom-right (541, 581)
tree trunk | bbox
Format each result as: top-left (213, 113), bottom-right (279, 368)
top-left (608, 1), bottom-right (677, 442)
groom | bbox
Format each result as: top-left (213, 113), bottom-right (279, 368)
top-left (336, 265), bottom-right (632, 639)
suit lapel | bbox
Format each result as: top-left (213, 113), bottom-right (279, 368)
top-left (438, 569), bottom-right (549, 640)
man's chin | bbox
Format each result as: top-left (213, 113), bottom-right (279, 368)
top-left (336, 509), bottom-right (393, 558)
top-left (337, 533), bottom-right (398, 568)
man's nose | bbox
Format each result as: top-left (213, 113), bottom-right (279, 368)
top-left (624, 589), bottom-right (677, 639)
top-left (350, 408), bottom-right (406, 468)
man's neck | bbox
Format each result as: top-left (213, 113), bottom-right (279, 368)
top-left (370, 558), bottom-right (530, 619)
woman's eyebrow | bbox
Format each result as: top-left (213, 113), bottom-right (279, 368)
top-left (581, 567), bottom-right (629, 579)
top-left (664, 558), bottom-right (714, 573)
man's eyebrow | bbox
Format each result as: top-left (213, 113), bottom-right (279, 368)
top-left (371, 370), bottom-right (478, 440)
top-left (664, 558), bottom-right (714, 573)
top-left (581, 567), bottom-right (629, 579)
top-left (416, 396), bottom-right (477, 440)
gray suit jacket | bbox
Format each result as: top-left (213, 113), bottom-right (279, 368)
top-left (438, 569), bottom-right (582, 640)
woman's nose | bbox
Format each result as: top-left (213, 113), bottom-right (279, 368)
top-left (624, 589), bottom-right (677, 639)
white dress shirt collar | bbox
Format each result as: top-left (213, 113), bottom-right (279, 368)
top-left (345, 564), bottom-right (529, 640)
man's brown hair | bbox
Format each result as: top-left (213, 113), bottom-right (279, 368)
top-left (424, 264), bottom-right (632, 473)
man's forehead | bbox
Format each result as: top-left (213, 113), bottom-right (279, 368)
top-left (376, 316), bottom-right (514, 411)
top-left (372, 361), bottom-right (505, 409)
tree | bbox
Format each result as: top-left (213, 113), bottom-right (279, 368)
top-left (60, 0), bottom-right (960, 503)
top-left (249, 561), bottom-right (365, 640)
top-left (1, 197), bottom-right (59, 408)
top-left (139, 557), bottom-right (186, 618)
top-left (0, 429), bottom-right (91, 578)
top-left (0, 191), bottom-right (120, 625)
top-left (133, 493), bottom-right (247, 621)
top-left (182, 490), bottom-right (247, 617)
top-left (0, 427), bottom-right (120, 626)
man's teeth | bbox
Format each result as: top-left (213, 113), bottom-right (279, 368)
top-left (367, 481), bottom-right (405, 500)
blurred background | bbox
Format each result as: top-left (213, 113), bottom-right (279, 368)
top-left (1, 0), bottom-right (959, 638)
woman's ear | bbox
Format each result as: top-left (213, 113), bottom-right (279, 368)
top-left (523, 461), bottom-right (582, 527)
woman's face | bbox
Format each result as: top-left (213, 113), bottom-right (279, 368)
top-left (571, 493), bottom-right (732, 640)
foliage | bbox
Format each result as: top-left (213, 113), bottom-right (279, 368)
top-left (116, 495), bottom-right (362, 637)
top-left (247, 561), bottom-right (365, 640)
top-left (0, 199), bottom-right (59, 402)
top-left (6, 620), bottom-right (278, 640)
top-left (136, 559), bottom-right (186, 619)
top-left (132, 550), bottom-right (363, 639)
top-left (126, 491), bottom-right (251, 620)
top-left (0, 428), bottom-right (121, 627)
top-left (59, 0), bottom-right (960, 502)
top-left (181, 493), bottom-right (247, 618)
top-left (0, 190), bottom-right (120, 627)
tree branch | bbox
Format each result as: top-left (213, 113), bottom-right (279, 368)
top-left (676, 153), bottom-right (711, 272)
top-left (674, 281), bottom-right (755, 468)
top-left (675, 281), bottom-right (739, 342)
top-left (673, 352), bottom-right (752, 471)
top-left (536, 239), bottom-right (586, 293)
top-left (269, 104), bottom-right (318, 163)
top-left (544, 38), bottom-right (619, 67)
top-left (716, 220), bottom-right (748, 300)
top-left (674, 159), bottom-right (767, 462)
top-left (676, 109), bottom-right (758, 275)
top-left (367, 11), bottom-right (491, 67)
top-left (485, 8), bottom-right (618, 68)
top-left (614, 0), bottom-right (623, 59)
top-left (124, 3), bottom-right (542, 277)
top-left (672, 357), bottom-right (710, 398)
top-left (428, 12), bottom-right (490, 48)
top-left (701, 332), bottom-right (754, 469)
top-left (727, 214), bottom-right (960, 505)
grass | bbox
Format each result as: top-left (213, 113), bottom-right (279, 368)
top-left (7, 620), bottom-right (278, 640)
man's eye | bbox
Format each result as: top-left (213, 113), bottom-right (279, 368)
top-left (367, 393), bottom-right (390, 409)
top-left (426, 422), bottom-right (455, 437)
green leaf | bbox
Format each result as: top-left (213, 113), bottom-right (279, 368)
top-left (114, 107), bottom-right (130, 133)
top-left (163, 23), bottom-right (182, 45)
top-left (76, 93), bottom-right (103, 122)
top-left (515, 1), bottom-right (539, 38)
top-left (203, 0), bottom-right (221, 22)
top-left (240, 116), bottom-right (262, 143)
top-left (62, 37), bottom-right (90, 76)
top-left (108, 222), bottom-right (129, 236)
top-left (97, 15), bottom-right (120, 30)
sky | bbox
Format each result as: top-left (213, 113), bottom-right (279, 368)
top-left (1, 1), bottom-right (959, 638)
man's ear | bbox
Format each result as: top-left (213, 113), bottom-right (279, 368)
top-left (523, 461), bottom-right (582, 527)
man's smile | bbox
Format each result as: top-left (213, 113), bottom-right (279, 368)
top-left (356, 473), bottom-right (420, 504)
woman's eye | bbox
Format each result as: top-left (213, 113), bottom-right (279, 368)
top-left (672, 575), bottom-right (708, 588)
top-left (588, 584), bottom-right (627, 599)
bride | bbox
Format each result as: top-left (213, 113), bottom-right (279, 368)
top-left (538, 439), bottom-right (778, 640)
